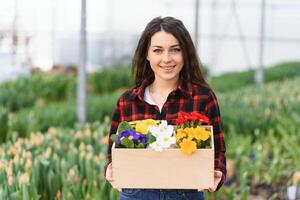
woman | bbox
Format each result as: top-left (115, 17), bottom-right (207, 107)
top-left (105, 16), bottom-right (226, 200)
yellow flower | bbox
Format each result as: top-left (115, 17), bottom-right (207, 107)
top-left (144, 119), bottom-right (160, 126)
top-left (130, 119), bottom-right (159, 126)
top-left (194, 127), bottom-right (210, 141)
top-left (175, 128), bottom-right (187, 141)
top-left (135, 119), bottom-right (160, 134)
top-left (186, 127), bottom-right (198, 140)
top-left (135, 123), bottom-right (148, 134)
top-left (179, 138), bottom-right (197, 154)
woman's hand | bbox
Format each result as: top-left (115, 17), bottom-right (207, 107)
top-left (197, 170), bottom-right (223, 192)
top-left (105, 163), bottom-right (122, 192)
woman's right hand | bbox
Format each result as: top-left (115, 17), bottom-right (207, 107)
top-left (105, 163), bottom-right (122, 192)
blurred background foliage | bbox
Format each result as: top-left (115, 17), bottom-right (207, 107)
top-left (0, 61), bottom-right (300, 199)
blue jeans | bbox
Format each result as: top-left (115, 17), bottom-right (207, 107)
top-left (119, 189), bottom-right (204, 200)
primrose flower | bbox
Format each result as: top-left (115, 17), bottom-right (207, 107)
top-left (156, 135), bottom-right (176, 149)
top-left (180, 138), bottom-right (197, 154)
top-left (134, 119), bottom-right (159, 134)
top-left (149, 141), bottom-right (164, 152)
top-left (149, 120), bottom-right (175, 151)
top-left (135, 122), bottom-right (149, 134)
top-left (117, 130), bottom-right (137, 144)
top-left (194, 127), bottom-right (211, 141)
top-left (175, 128), bottom-right (187, 141)
top-left (148, 120), bottom-right (174, 138)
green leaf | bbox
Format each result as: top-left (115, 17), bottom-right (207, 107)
top-left (135, 143), bottom-right (146, 148)
top-left (9, 191), bottom-right (21, 200)
top-left (121, 138), bottom-right (134, 148)
top-left (41, 159), bottom-right (50, 167)
top-left (146, 134), bottom-right (156, 144)
top-left (22, 184), bottom-right (30, 200)
top-left (110, 134), bottom-right (118, 142)
top-left (117, 121), bottom-right (133, 134)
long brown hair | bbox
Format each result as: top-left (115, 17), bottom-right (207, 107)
top-left (132, 16), bottom-right (208, 87)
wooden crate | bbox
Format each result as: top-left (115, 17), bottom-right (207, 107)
top-left (112, 126), bottom-right (214, 189)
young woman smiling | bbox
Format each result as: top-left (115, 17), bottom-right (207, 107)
top-left (105, 16), bottom-right (226, 200)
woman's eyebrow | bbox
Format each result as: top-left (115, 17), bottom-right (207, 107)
top-left (151, 44), bottom-right (180, 48)
top-left (170, 44), bottom-right (180, 48)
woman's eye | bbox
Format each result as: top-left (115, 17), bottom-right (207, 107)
top-left (170, 48), bottom-right (181, 53)
top-left (153, 49), bottom-right (162, 53)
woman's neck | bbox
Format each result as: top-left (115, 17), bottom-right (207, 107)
top-left (149, 78), bottom-right (179, 95)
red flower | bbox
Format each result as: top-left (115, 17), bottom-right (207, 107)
top-left (172, 115), bottom-right (188, 124)
top-left (173, 112), bottom-right (210, 125)
top-left (191, 112), bottom-right (210, 124)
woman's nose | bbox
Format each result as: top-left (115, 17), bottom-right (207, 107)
top-left (162, 52), bottom-right (172, 62)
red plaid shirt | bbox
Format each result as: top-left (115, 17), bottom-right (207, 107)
top-left (105, 78), bottom-right (226, 190)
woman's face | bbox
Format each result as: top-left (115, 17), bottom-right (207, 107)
top-left (147, 31), bottom-right (184, 83)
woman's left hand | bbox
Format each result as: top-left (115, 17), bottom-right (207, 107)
top-left (197, 170), bottom-right (223, 192)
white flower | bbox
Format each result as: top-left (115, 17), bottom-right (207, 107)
top-left (156, 135), bottom-right (176, 149)
top-left (148, 120), bottom-right (176, 151)
top-left (149, 141), bottom-right (164, 152)
top-left (148, 120), bottom-right (173, 137)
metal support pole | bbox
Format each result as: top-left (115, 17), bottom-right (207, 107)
top-left (256, 0), bottom-right (266, 85)
top-left (194, 0), bottom-right (199, 50)
top-left (77, 0), bottom-right (87, 124)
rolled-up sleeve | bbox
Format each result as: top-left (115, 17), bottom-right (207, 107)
top-left (206, 90), bottom-right (226, 191)
top-left (103, 99), bottom-right (121, 177)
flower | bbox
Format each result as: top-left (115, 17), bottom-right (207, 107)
top-left (173, 112), bottom-right (212, 154)
top-left (117, 130), bottom-right (138, 144)
top-left (194, 127), bottom-right (210, 141)
top-left (19, 172), bottom-right (30, 185)
top-left (149, 141), bottom-right (164, 152)
top-left (134, 119), bottom-right (159, 134)
top-left (180, 138), bottom-right (197, 154)
top-left (113, 117), bottom-right (211, 154)
top-left (174, 128), bottom-right (187, 141)
top-left (172, 111), bottom-right (210, 126)
top-left (148, 120), bottom-right (176, 151)
top-left (156, 135), bottom-right (176, 149)
top-left (148, 120), bottom-right (173, 138)
top-left (116, 129), bottom-right (147, 148)
top-left (8, 175), bottom-right (13, 186)
top-left (190, 112), bottom-right (210, 124)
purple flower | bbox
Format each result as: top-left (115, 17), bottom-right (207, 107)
top-left (138, 134), bottom-right (147, 144)
top-left (117, 130), bottom-right (138, 144)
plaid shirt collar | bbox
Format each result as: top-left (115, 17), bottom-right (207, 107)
top-left (130, 78), bottom-right (193, 101)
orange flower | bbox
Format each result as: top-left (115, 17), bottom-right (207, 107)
top-left (179, 138), bottom-right (197, 154)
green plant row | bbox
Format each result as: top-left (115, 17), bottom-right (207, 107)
top-left (1, 61), bottom-right (299, 113)
top-left (218, 76), bottom-right (300, 137)
top-left (1, 109), bottom-right (299, 199)
top-left (206, 113), bottom-right (300, 200)
top-left (1, 76), bottom-right (300, 144)
top-left (0, 120), bottom-right (119, 200)
top-left (88, 66), bottom-right (133, 94)
top-left (0, 67), bottom-right (133, 113)
top-left (1, 77), bottom-right (300, 199)
top-left (0, 93), bottom-right (119, 143)
top-left (0, 74), bottom-right (76, 112)
top-left (211, 61), bottom-right (300, 92)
